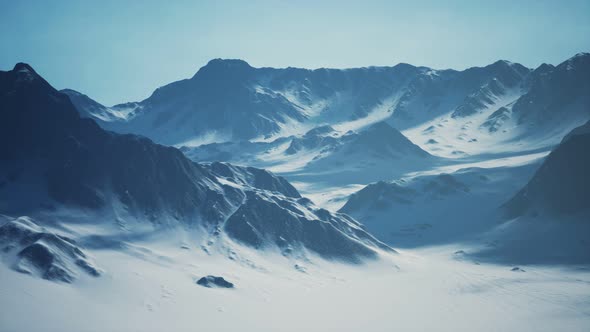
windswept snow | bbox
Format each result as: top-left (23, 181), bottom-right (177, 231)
top-left (1, 239), bottom-right (588, 332)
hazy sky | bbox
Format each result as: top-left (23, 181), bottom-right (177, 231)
top-left (1, 0), bottom-right (589, 105)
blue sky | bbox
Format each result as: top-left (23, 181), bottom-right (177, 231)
top-left (1, 0), bottom-right (589, 105)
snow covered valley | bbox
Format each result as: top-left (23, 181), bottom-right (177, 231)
top-left (2, 238), bottom-right (589, 332)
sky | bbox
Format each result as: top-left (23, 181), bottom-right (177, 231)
top-left (1, 0), bottom-right (589, 105)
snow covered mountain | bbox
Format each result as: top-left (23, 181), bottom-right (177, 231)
top-left (0, 63), bottom-right (393, 280)
top-left (405, 53), bottom-right (590, 158)
top-left (65, 54), bottom-right (590, 194)
top-left (64, 57), bottom-right (535, 148)
top-left (179, 121), bottom-right (438, 194)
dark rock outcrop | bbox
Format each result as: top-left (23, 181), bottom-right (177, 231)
top-left (503, 122), bottom-right (590, 218)
top-left (0, 216), bottom-right (100, 283)
top-left (196, 275), bottom-right (234, 288)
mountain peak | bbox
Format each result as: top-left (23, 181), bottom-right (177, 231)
top-left (489, 59), bottom-right (529, 72)
top-left (572, 52), bottom-right (590, 59)
top-left (60, 88), bottom-right (82, 96)
top-left (562, 51), bottom-right (590, 67)
top-left (206, 58), bottom-right (252, 67)
top-left (549, 52), bottom-right (590, 74)
top-left (359, 121), bottom-right (409, 145)
top-left (192, 58), bottom-right (254, 79)
top-left (304, 125), bottom-right (336, 137)
top-left (492, 59), bottom-right (513, 66)
top-left (13, 62), bottom-right (35, 72)
top-left (11, 63), bottom-right (41, 83)
top-left (1, 62), bottom-right (56, 93)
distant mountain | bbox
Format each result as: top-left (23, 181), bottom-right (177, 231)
top-left (341, 121), bottom-right (431, 158)
top-left (65, 53), bottom-right (590, 168)
top-left (63, 58), bottom-right (533, 146)
top-left (451, 61), bottom-right (529, 118)
top-left (289, 122), bottom-right (435, 183)
top-left (285, 125), bottom-right (338, 155)
top-left (482, 53), bottom-right (590, 135)
top-left (0, 63), bottom-right (392, 270)
top-left (405, 53), bottom-right (590, 158)
top-left (182, 121), bottom-right (436, 187)
top-left (503, 120), bottom-right (590, 218)
top-left (285, 121), bottom-right (431, 162)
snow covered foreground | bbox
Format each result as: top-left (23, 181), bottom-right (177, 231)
top-left (1, 238), bottom-right (589, 332)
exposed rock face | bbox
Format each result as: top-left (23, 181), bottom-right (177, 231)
top-left (225, 191), bottom-right (392, 262)
top-left (285, 125), bottom-right (339, 155)
top-left (205, 162), bottom-right (301, 198)
top-left (196, 275), bottom-right (234, 288)
top-left (0, 216), bottom-right (100, 283)
top-left (503, 121), bottom-right (590, 218)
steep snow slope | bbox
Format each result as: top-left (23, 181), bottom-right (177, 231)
top-left (60, 89), bottom-right (140, 122)
top-left (403, 53), bottom-right (590, 158)
top-left (0, 63), bottom-right (391, 269)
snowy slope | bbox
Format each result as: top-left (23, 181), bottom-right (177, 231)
top-left (1, 238), bottom-right (589, 332)
top-left (60, 89), bottom-right (140, 122)
top-left (339, 118), bottom-right (590, 263)
top-left (403, 53), bottom-right (590, 158)
top-left (183, 121), bottom-right (439, 190)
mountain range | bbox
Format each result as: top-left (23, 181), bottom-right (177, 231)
top-left (65, 54), bottom-right (589, 152)
top-left (1, 52), bottom-right (589, 284)
top-left (0, 63), bottom-right (393, 282)
top-left (63, 54), bottom-right (590, 194)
